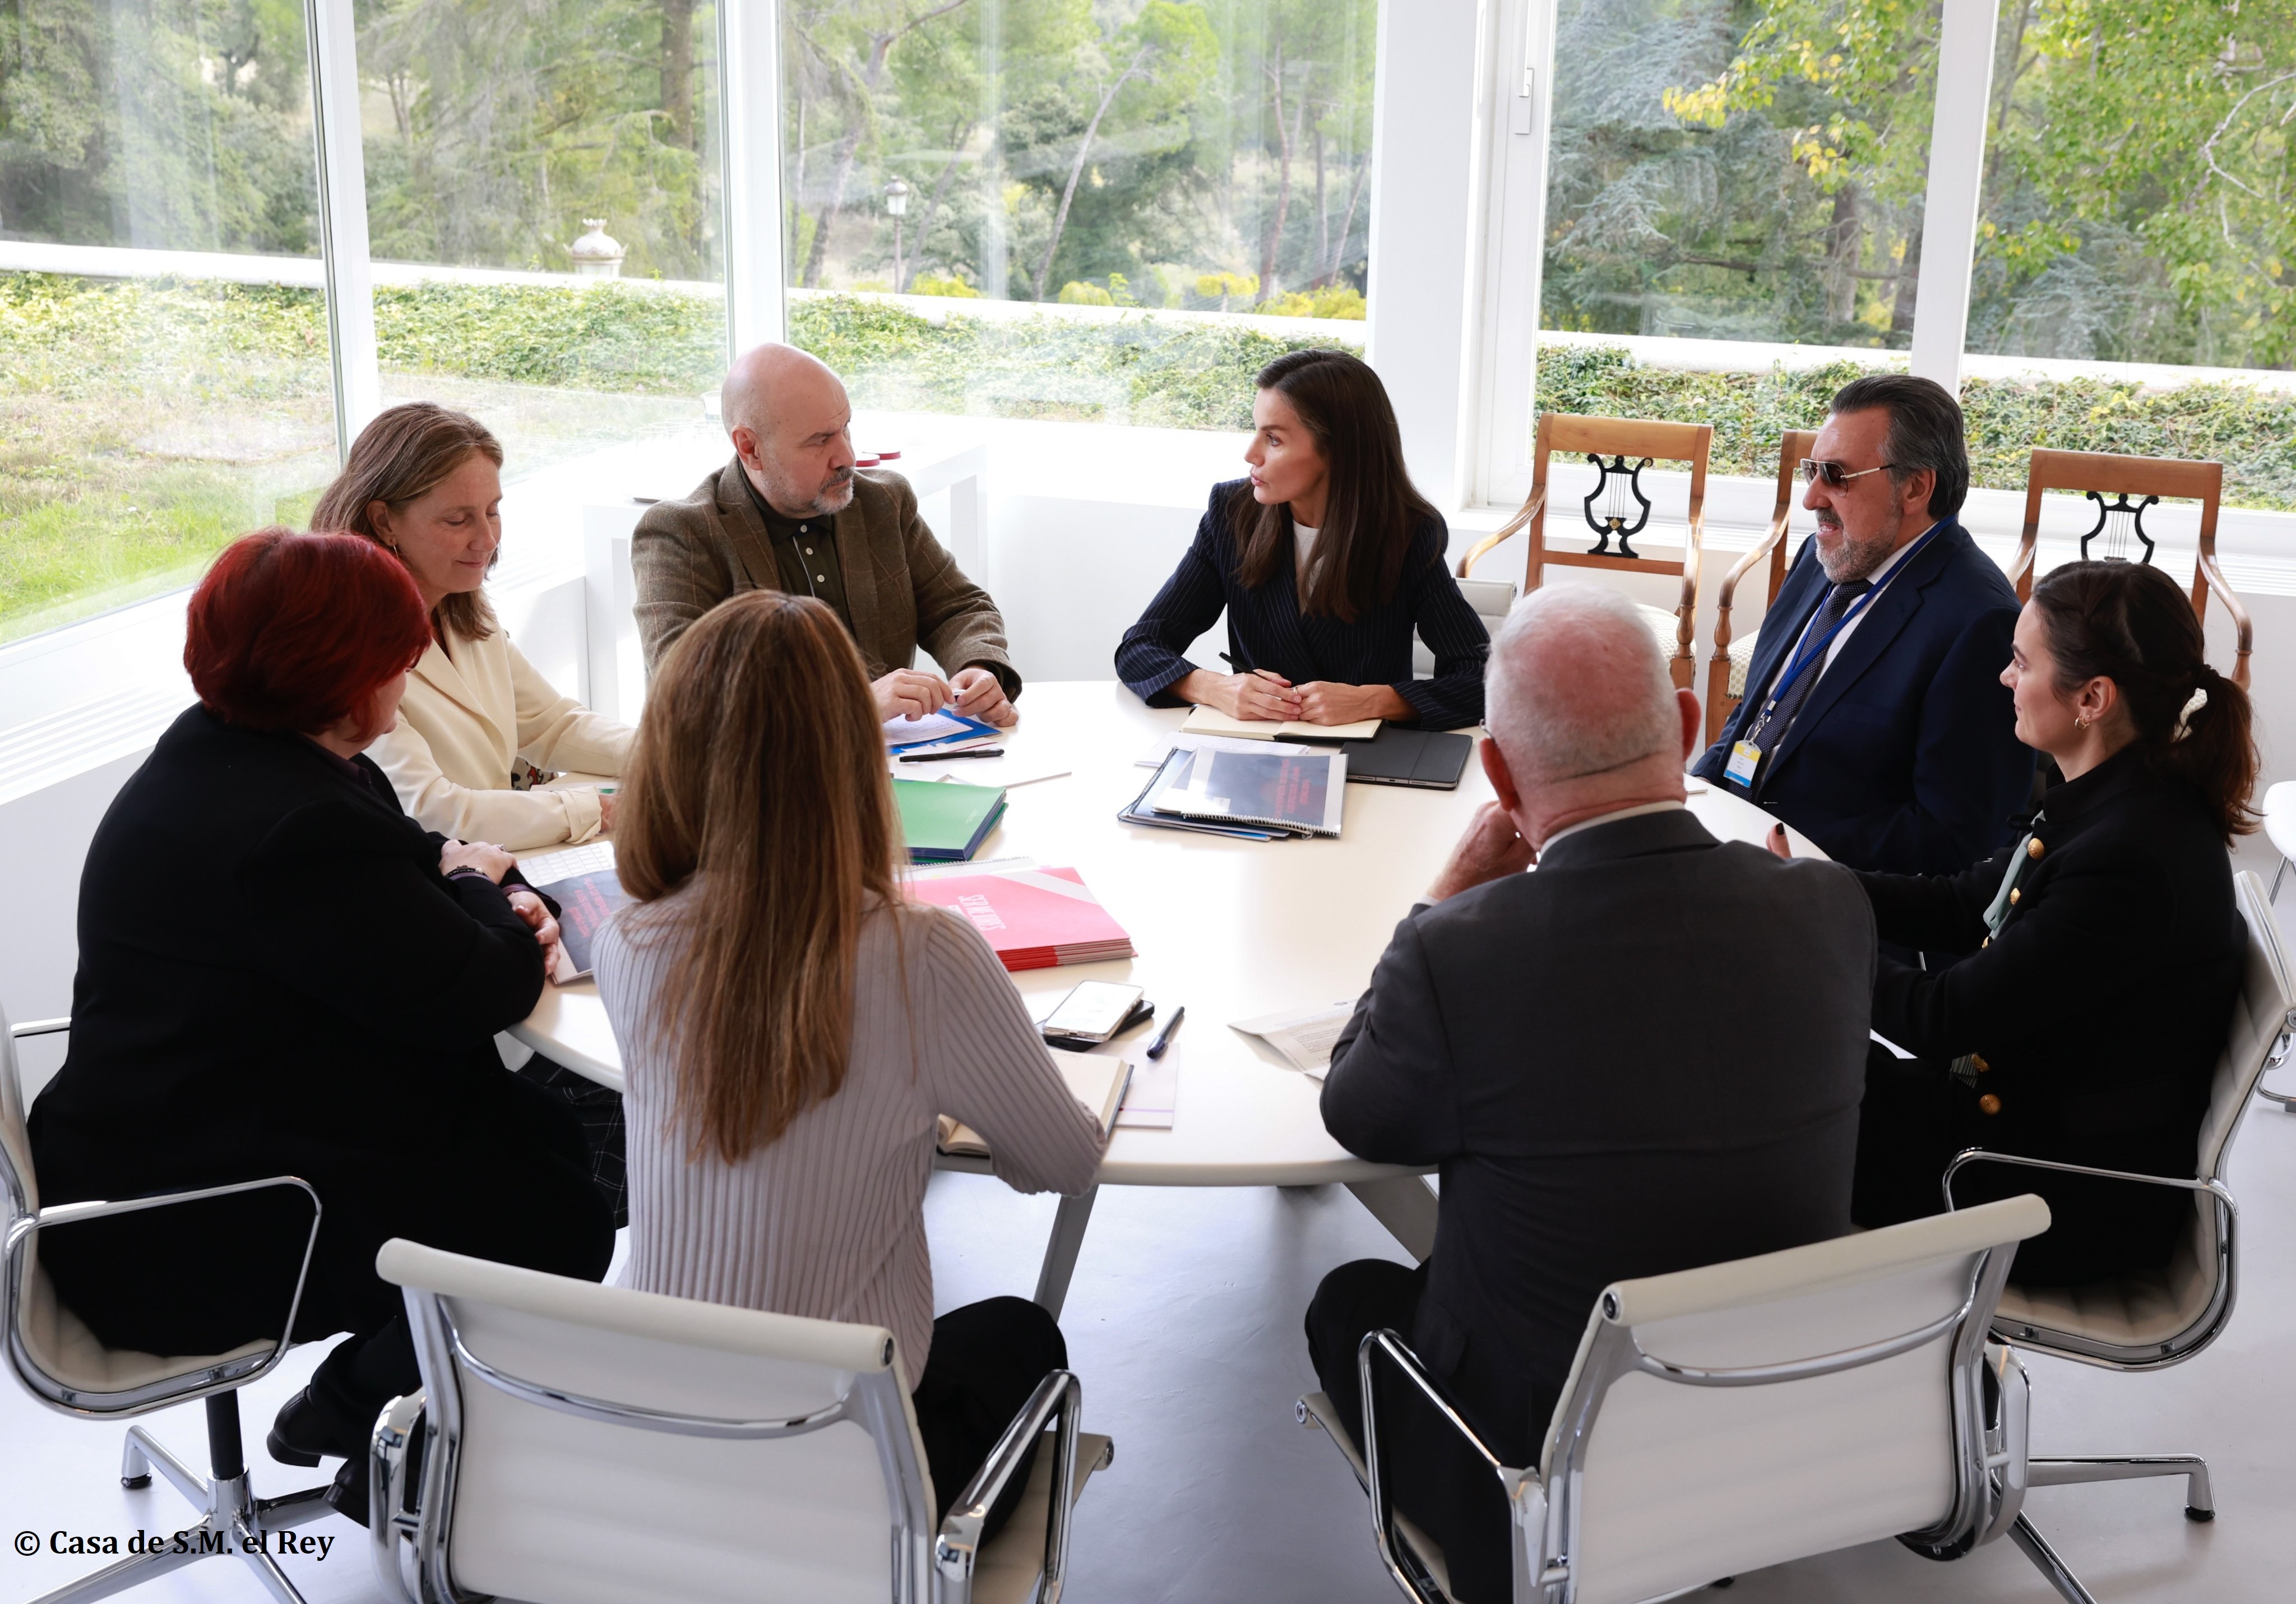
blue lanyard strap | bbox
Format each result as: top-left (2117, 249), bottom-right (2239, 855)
top-left (1758, 522), bottom-right (1944, 717)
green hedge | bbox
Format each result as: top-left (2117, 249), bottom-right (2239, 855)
top-left (1536, 344), bottom-right (2296, 512)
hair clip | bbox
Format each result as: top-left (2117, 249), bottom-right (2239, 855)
top-left (2173, 686), bottom-right (2209, 741)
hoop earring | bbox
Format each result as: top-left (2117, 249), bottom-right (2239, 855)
top-left (2074, 715), bottom-right (2090, 729)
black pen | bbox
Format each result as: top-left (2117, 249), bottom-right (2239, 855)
top-left (899, 747), bottom-right (1004, 762)
top-left (1145, 1005), bottom-right (1186, 1060)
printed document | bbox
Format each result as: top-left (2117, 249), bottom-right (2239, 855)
top-left (1230, 1001), bottom-right (1357, 1079)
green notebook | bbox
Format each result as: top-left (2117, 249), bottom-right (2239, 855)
top-left (894, 778), bottom-right (1008, 862)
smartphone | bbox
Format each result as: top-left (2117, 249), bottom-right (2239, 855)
top-left (1039, 982), bottom-right (1147, 1046)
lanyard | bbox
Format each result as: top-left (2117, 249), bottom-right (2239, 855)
top-left (1756, 521), bottom-right (1944, 722)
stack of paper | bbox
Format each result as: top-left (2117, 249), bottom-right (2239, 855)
top-left (906, 866), bottom-right (1137, 971)
top-left (882, 710), bottom-right (1002, 753)
top-left (1232, 1001), bottom-right (1357, 1079)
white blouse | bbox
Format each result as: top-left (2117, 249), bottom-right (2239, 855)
top-left (368, 625), bottom-right (633, 850)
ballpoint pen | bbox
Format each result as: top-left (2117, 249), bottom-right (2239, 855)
top-left (1145, 1005), bottom-right (1186, 1060)
top-left (899, 747), bottom-right (1004, 762)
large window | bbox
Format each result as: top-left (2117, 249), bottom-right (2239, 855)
top-left (1529, 0), bottom-right (2296, 513)
top-left (778, 0), bottom-right (1375, 431)
top-left (1541, 0), bottom-right (1938, 350)
top-left (357, 0), bottom-right (728, 487)
top-left (1969, 1), bottom-right (2296, 371)
top-left (0, 0), bottom-right (336, 645)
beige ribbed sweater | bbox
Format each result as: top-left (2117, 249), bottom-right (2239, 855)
top-left (596, 894), bottom-right (1105, 1386)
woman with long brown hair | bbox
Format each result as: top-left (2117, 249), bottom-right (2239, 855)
top-left (1115, 348), bottom-right (1490, 728)
top-left (312, 402), bottom-right (632, 852)
top-left (1792, 559), bottom-right (2257, 1283)
top-left (595, 592), bottom-right (1103, 1540)
top-left (314, 401), bottom-right (635, 1221)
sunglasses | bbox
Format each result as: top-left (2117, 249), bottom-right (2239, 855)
top-left (1799, 458), bottom-right (1901, 488)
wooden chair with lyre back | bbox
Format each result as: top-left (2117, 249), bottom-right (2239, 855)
top-left (2010, 450), bottom-right (2252, 690)
top-left (1704, 429), bottom-right (1818, 747)
top-left (1456, 414), bottom-right (1711, 689)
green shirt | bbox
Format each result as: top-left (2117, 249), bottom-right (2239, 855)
top-left (743, 473), bottom-right (854, 627)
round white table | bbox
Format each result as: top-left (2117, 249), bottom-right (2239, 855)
top-left (512, 681), bottom-right (1814, 1310)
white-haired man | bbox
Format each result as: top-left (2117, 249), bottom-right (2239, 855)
top-left (632, 342), bottom-right (1018, 725)
top-left (1307, 583), bottom-right (1876, 1602)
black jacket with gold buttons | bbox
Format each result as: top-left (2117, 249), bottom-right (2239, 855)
top-left (1853, 747), bottom-right (2242, 1265)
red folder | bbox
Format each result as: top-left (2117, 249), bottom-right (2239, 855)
top-left (906, 867), bottom-right (1136, 971)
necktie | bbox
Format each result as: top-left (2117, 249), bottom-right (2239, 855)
top-left (1751, 577), bottom-right (1871, 766)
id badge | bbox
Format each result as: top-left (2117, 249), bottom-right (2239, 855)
top-left (1724, 739), bottom-right (1762, 788)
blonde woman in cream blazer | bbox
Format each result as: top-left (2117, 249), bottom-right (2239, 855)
top-left (313, 400), bottom-right (636, 1225)
top-left (368, 628), bottom-right (631, 851)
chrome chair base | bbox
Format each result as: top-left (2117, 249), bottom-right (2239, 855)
top-left (28, 1394), bottom-right (332, 1604)
top-left (2005, 1452), bottom-right (2215, 1604)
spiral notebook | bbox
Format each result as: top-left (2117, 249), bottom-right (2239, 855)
top-left (1141, 743), bottom-right (1348, 837)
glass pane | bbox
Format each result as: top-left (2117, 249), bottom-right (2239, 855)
top-left (779, 0), bottom-right (1375, 431)
top-left (0, 0), bottom-right (337, 645)
top-left (1965, 3), bottom-right (2296, 512)
top-left (1541, 0), bottom-right (1940, 350)
top-left (357, 0), bottom-right (728, 495)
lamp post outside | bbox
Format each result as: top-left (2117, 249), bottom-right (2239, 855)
top-left (885, 176), bottom-right (911, 292)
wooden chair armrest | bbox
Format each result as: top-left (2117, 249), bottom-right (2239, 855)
top-left (2005, 538), bottom-right (2036, 595)
top-left (1678, 496), bottom-right (1705, 613)
top-left (1718, 508), bottom-right (1791, 611)
top-left (1459, 487), bottom-right (1546, 579)
top-left (2196, 549), bottom-right (2252, 689)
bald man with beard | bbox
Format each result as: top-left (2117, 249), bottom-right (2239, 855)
top-left (632, 342), bottom-right (1019, 726)
top-left (1305, 584), bottom-right (1875, 1602)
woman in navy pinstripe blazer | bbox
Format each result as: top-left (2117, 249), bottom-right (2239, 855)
top-left (1114, 349), bottom-right (1490, 730)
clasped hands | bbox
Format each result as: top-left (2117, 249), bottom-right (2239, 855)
top-left (877, 664), bottom-right (1017, 728)
top-left (439, 838), bottom-right (562, 972)
top-left (1197, 668), bottom-right (1398, 727)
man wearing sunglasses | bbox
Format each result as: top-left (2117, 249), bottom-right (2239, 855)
top-left (1692, 374), bottom-right (2033, 877)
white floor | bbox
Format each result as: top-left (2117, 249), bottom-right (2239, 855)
top-left (7, 1088), bottom-right (2296, 1604)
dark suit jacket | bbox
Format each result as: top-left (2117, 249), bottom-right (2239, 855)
top-left (1692, 523), bottom-right (2033, 874)
top-left (1858, 748), bottom-right (2243, 1280)
top-left (1114, 480), bottom-right (1490, 729)
top-left (633, 457), bottom-right (1015, 686)
top-left (30, 706), bottom-right (558, 1217)
top-left (1320, 809), bottom-right (1874, 1461)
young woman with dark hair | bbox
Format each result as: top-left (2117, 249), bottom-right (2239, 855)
top-left (1779, 560), bottom-right (2258, 1282)
top-left (1114, 348), bottom-right (1490, 728)
top-left (28, 531), bottom-right (613, 1524)
top-left (596, 592), bottom-right (1104, 1543)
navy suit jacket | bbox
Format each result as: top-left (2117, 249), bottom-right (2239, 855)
top-left (1114, 480), bottom-right (1490, 728)
top-left (1692, 520), bottom-right (2033, 875)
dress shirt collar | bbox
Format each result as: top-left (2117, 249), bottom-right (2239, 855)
top-left (1537, 798), bottom-right (1687, 853)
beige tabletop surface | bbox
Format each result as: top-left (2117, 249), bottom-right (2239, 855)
top-left (512, 679), bottom-right (1816, 1187)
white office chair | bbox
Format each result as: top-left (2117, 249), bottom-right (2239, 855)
top-left (1937, 869), bottom-right (2296, 1600)
top-left (1299, 1194), bottom-right (2054, 1604)
top-left (2261, 793), bottom-right (2296, 1109)
top-left (370, 1238), bottom-right (1112, 1604)
top-left (1, 1009), bottom-right (332, 1604)
top-left (1414, 577), bottom-right (1517, 679)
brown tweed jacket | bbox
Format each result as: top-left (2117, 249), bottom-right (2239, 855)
top-left (632, 456), bottom-right (1016, 685)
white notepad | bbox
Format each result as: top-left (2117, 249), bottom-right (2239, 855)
top-left (1181, 706), bottom-right (1381, 742)
top-left (937, 1051), bottom-right (1132, 1157)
